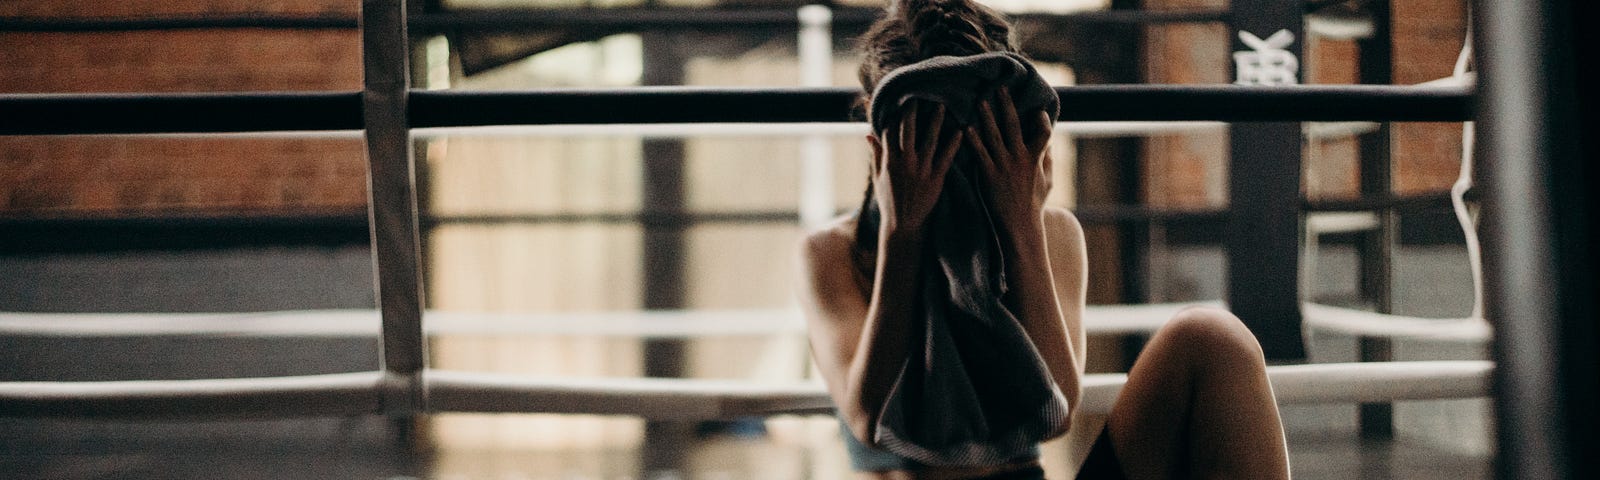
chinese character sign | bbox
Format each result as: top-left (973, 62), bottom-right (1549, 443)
top-left (1234, 29), bottom-right (1299, 86)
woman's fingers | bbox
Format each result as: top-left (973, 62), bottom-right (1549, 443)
top-left (934, 129), bottom-right (964, 179)
top-left (977, 99), bottom-right (1008, 159)
top-left (965, 125), bottom-right (996, 175)
top-left (995, 87), bottom-right (1029, 159)
top-left (1026, 110), bottom-right (1053, 157)
top-left (899, 101), bottom-right (919, 160)
top-left (920, 103), bottom-right (946, 166)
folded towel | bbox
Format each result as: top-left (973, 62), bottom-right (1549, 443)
top-left (869, 52), bottom-right (1059, 134)
top-left (862, 51), bottom-right (1069, 466)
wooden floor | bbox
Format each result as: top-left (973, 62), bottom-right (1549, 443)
top-left (1285, 429), bottom-right (1491, 480)
top-left (1, 414), bottom-right (1492, 479)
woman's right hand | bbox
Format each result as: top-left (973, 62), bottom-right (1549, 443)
top-left (868, 101), bottom-right (965, 235)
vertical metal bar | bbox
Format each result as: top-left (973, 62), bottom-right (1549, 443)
top-left (638, 31), bottom-right (692, 476)
top-left (1356, 0), bottom-right (1395, 316)
top-left (1108, 0), bottom-right (1148, 308)
top-left (640, 33), bottom-right (687, 370)
top-left (362, 0), bottom-right (427, 414)
top-left (1355, 0), bottom-right (1396, 440)
top-left (1226, 0), bottom-right (1307, 360)
top-left (1356, 336), bottom-right (1394, 438)
top-left (1477, 0), bottom-right (1596, 478)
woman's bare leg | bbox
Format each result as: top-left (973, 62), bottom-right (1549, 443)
top-left (1103, 306), bottom-right (1290, 480)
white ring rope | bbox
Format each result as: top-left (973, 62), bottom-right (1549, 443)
top-left (0, 303), bottom-right (1219, 338)
top-left (1302, 303), bottom-right (1488, 342)
top-left (2, 300), bottom-right (1493, 420)
top-left (0, 361), bottom-right (1491, 420)
top-left (1302, 18), bottom-right (1487, 340)
top-left (1451, 20), bottom-right (1484, 320)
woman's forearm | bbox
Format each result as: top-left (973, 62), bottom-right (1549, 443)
top-left (842, 228), bottom-right (925, 443)
top-left (1002, 215), bottom-right (1081, 413)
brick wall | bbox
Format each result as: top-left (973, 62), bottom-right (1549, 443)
top-left (1142, 0), bottom-right (1230, 209)
top-left (1391, 0), bottom-right (1469, 194)
top-left (0, 0), bottom-right (367, 216)
top-left (1140, 0), bottom-right (1467, 205)
top-left (1304, 37), bottom-right (1359, 201)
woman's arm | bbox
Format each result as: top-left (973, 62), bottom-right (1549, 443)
top-left (797, 225), bottom-right (927, 446)
top-left (998, 211), bottom-right (1082, 422)
top-left (797, 102), bottom-right (965, 446)
top-left (1042, 208), bottom-right (1089, 407)
top-left (966, 89), bottom-right (1082, 431)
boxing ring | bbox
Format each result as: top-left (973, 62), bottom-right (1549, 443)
top-left (0, 1), bottom-right (1593, 478)
top-left (0, 306), bottom-right (1491, 420)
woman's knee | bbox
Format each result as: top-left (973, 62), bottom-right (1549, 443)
top-left (1154, 306), bottom-right (1267, 365)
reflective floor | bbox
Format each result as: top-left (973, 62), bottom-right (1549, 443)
top-left (0, 413), bottom-right (1490, 480)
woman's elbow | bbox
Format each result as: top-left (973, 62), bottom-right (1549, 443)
top-left (840, 406), bottom-right (880, 447)
top-left (836, 388), bottom-right (881, 447)
top-left (1052, 381), bottom-right (1079, 438)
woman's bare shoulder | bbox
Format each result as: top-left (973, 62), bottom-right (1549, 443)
top-left (1041, 206), bottom-right (1088, 283)
top-left (800, 214), bottom-right (860, 263)
top-left (797, 215), bottom-right (868, 326)
top-left (1042, 206), bottom-right (1085, 241)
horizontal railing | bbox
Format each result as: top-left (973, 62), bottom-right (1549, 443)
top-left (0, 8), bottom-right (1228, 33)
top-left (0, 85), bottom-right (1474, 135)
top-left (0, 372), bottom-right (385, 419)
top-left (0, 91), bottom-right (363, 135)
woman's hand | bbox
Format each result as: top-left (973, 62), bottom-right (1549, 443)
top-left (965, 86), bottom-right (1054, 230)
top-left (869, 101), bottom-right (965, 235)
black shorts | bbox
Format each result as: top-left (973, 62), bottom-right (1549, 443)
top-left (972, 426), bottom-right (1123, 480)
top-left (1074, 426), bottom-right (1126, 480)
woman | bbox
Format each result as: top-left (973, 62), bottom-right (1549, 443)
top-left (795, 0), bottom-right (1292, 478)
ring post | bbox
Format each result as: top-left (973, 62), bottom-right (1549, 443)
top-left (362, 0), bottom-right (428, 417)
top-left (1476, 0), bottom-right (1598, 478)
top-left (1226, 0), bottom-right (1307, 360)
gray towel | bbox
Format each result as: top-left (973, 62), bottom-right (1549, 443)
top-left (862, 51), bottom-right (1069, 466)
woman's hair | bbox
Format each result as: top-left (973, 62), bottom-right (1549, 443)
top-left (856, 0), bottom-right (1018, 95)
top-left (852, 0), bottom-right (1018, 263)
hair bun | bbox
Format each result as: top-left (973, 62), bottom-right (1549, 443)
top-left (897, 0), bottom-right (996, 58)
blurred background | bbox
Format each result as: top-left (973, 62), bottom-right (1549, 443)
top-left (1, 0), bottom-right (1482, 478)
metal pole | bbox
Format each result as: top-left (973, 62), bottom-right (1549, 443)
top-left (637, 31), bottom-right (693, 477)
top-left (0, 85), bottom-right (1472, 135)
top-left (0, 92), bottom-right (362, 135)
top-left (1476, 0), bottom-right (1597, 478)
top-left (408, 84), bottom-right (1471, 126)
top-left (0, 14), bottom-right (358, 31)
top-left (362, 0), bottom-right (428, 415)
top-left (1354, 0), bottom-right (1396, 440)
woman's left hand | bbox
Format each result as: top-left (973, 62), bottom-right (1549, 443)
top-left (965, 86), bottom-right (1054, 230)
